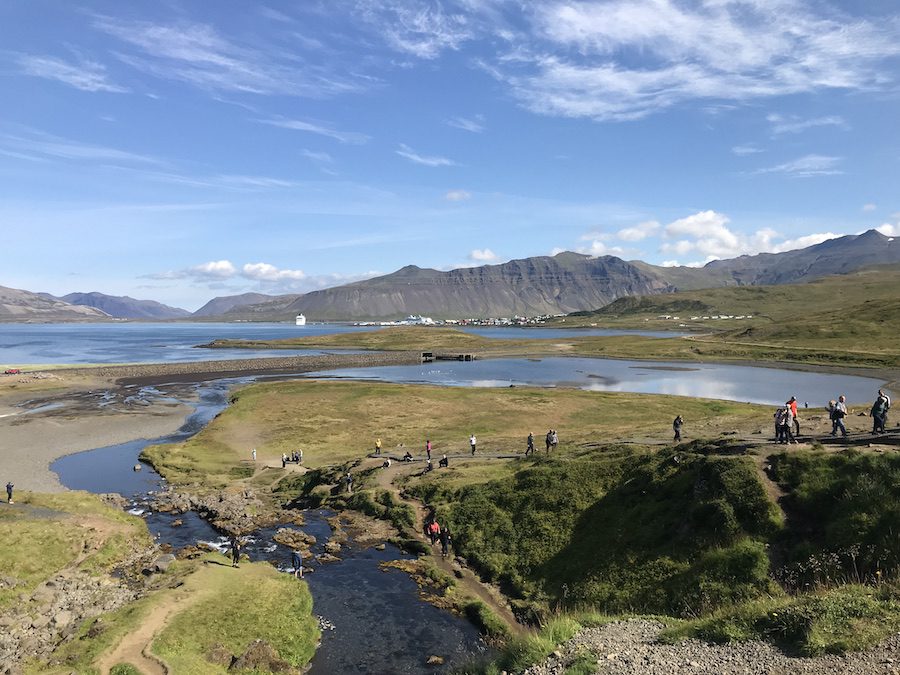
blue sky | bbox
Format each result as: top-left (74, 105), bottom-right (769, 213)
top-left (1, 0), bottom-right (899, 310)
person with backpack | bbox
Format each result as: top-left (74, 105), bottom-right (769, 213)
top-left (786, 396), bottom-right (800, 436)
top-left (525, 432), bottom-right (535, 456)
top-left (549, 430), bottom-right (559, 451)
top-left (428, 519), bottom-right (440, 545)
top-left (439, 527), bottom-right (452, 558)
top-left (871, 390), bottom-right (891, 433)
top-left (673, 415), bottom-right (684, 442)
top-left (830, 395), bottom-right (848, 437)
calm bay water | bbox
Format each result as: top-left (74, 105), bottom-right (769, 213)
top-left (305, 357), bottom-right (887, 407)
top-left (0, 322), bottom-right (683, 365)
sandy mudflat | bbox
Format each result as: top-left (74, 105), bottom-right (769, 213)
top-left (0, 399), bottom-right (192, 493)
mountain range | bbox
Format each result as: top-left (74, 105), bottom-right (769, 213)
top-left (2, 229), bottom-right (897, 322)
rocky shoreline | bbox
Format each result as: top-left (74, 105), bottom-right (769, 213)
top-left (522, 619), bottom-right (900, 675)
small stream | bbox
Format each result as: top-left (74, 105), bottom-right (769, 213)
top-left (50, 380), bottom-right (491, 674)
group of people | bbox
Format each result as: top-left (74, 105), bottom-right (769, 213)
top-left (774, 397), bottom-right (800, 444)
top-left (424, 517), bottom-right (453, 557)
top-left (281, 450), bottom-right (303, 468)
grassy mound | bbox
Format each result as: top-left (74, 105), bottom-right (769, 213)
top-left (415, 447), bottom-right (782, 618)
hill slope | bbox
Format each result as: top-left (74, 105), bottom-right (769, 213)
top-left (272, 253), bottom-right (674, 320)
top-left (0, 285), bottom-right (109, 321)
top-left (61, 292), bottom-right (190, 320)
top-left (193, 292), bottom-right (299, 317)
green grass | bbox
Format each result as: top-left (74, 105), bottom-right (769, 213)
top-left (769, 449), bottom-right (900, 586)
top-left (109, 665), bottom-right (141, 675)
top-left (151, 558), bottom-right (319, 674)
top-left (143, 379), bottom-right (769, 488)
top-left (414, 447), bottom-right (782, 617)
top-left (0, 492), bottom-right (149, 610)
top-left (463, 600), bottom-right (511, 641)
top-left (661, 583), bottom-right (900, 655)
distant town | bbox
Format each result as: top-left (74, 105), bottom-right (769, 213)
top-left (352, 314), bottom-right (558, 327)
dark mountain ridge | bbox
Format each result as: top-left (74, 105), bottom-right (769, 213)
top-left (60, 292), bottom-right (190, 320)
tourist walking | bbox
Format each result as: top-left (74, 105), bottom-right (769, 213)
top-left (673, 415), bottom-right (684, 442)
top-left (426, 439), bottom-right (432, 461)
top-left (469, 434), bottom-right (477, 456)
top-left (870, 390), bottom-right (891, 434)
top-left (545, 430), bottom-right (552, 453)
top-left (550, 430), bottom-right (559, 451)
top-left (345, 472), bottom-right (353, 494)
top-left (281, 453), bottom-right (287, 468)
top-left (375, 437), bottom-right (382, 455)
top-left (5, 481), bottom-right (13, 504)
top-left (525, 432), bottom-right (535, 456)
top-left (291, 548), bottom-right (303, 578)
top-left (428, 519), bottom-right (441, 545)
top-left (439, 527), bottom-right (452, 558)
top-left (786, 396), bottom-right (800, 436)
top-left (830, 396), bottom-right (849, 437)
top-left (251, 448), bottom-right (257, 462)
top-left (230, 536), bottom-right (241, 568)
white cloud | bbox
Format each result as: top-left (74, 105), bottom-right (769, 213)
top-left (241, 262), bottom-right (306, 281)
top-left (469, 248), bottom-right (498, 262)
top-left (192, 260), bottom-right (237, 279)
top-left (446, 115), bottom-right (485, 132)
top-left (396, 144), bottom-right (456, 167)
top-left (754, 154), bottom-right (843, 177)
top-left (877, 223), bottom-right (900, 237)
top-left (0, 129), bottom-right (162, 166)
top-left (16, 54), bottom-right (127, 93)
top-left (261, 118), bottom-right (369, 144)
top-left (732, 144), bottom-right (763, 156)
top-left (617, 220), bottom-right (660, 242)
top-left (862, 203), bottom-right (877, 213)
top-left (577, 240), bottom-right (624, 257)
top-left (444, 189), bottom-right (471, 201)
top-left (767, 113), bottom-right (847, 135)
top-left (661, 260), bottom-right (679, 267)
top-left (660, 209), bottom-right (841, 258)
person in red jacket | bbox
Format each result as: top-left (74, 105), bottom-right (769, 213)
top-left (786, 396), bottom-right (800, 436)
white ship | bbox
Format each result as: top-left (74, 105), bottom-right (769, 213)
top-left (295, 314), bottom-right (307, 326)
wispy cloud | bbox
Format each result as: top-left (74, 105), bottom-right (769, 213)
top-left (767, 113), bottom-right (848, 135)
top-left (469, 248), bottom-right (498, 262)
top-left (354, 1), bottom-right (474, 59)
top-left (260, 118), bottom-right (369, 144)
top-left (92, 15), bottom-right (368, 97)
top-left (301, 149), bottom-right (334, 163)
top-left (732, 144), bottom-right (763, 156)
top-left (480, 0), bottom-right (900, 121)
top-left (396, 143), bottom-right (456, 167)
top-left (0, 129), bottom-right (163, 166)
top-left (16, 54), bottom-right (127, 93)
top-left (862, 203), bottom-right (877, 213)
top-left (446, 115), bottom-right (485, 132)
top-left (754, 154), bottom-right (843, 178)
top-left (444, 189), bottom-right (471, 201)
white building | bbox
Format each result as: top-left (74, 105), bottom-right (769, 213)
top-left (295, 314), bottom-right (307, 326)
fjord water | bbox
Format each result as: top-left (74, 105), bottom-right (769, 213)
top-left (0, 322), bottom-right (682, 365)
top-left (305, 357), bottom-right (886, 407)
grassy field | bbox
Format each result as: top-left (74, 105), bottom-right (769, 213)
top-left (0, 492), bottom-right (150, 611)
top-left (142, 379), bottom-right (770, 488)
top-left (34, 554), bottom-right (319, 674)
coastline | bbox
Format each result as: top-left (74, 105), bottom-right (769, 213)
top-left (0, 351), bottom-right (422, 492)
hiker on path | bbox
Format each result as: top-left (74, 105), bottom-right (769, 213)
top-left (251, 448), bottom-right (257, 462)
top-left (426, 439), bottom-right (432, 461)
top-left (782, 407), bottom-right (796, 444)
top-left (550, 430), bottom-right (559, 451)
top-left (375, 438), bottom-right (382, 455)
top-left (291, 548), bottom-right (303, 578)
top-left (439, 527), bottom-right (452, 558)
top-left (525, 432), bottom-right (535, 456)
top-left (281, 453), bottom-right (287, 468)
top-left (673, 415), bottom-right (684, 442)
top-left (297, 449), bottom-right (303, 464)
top-left (345, 472), bottom-right (353, 494)
top-left (469, 434), bottom-right (477, 456)
top-left (545, 430), bottom-right (552, 453)
top-left (439, 454), bottom-right (448, 468)
top-left (830, 395), bottom-right (849, 437)
top-left (786, 396), bottom-right (800, 436)
top-left (871, 390), bottom-right (891, 434)
top-left (5, 481), bottom-right (12, 504)
top-left (230, 536), bottom-right (241, 568)
top-left (428, 520), bottom-right (440, 545)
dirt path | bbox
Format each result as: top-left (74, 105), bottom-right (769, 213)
top-left (95, 579), bottom-right (210, 675)
top-left (369, 455), bottom-right (529, 637)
